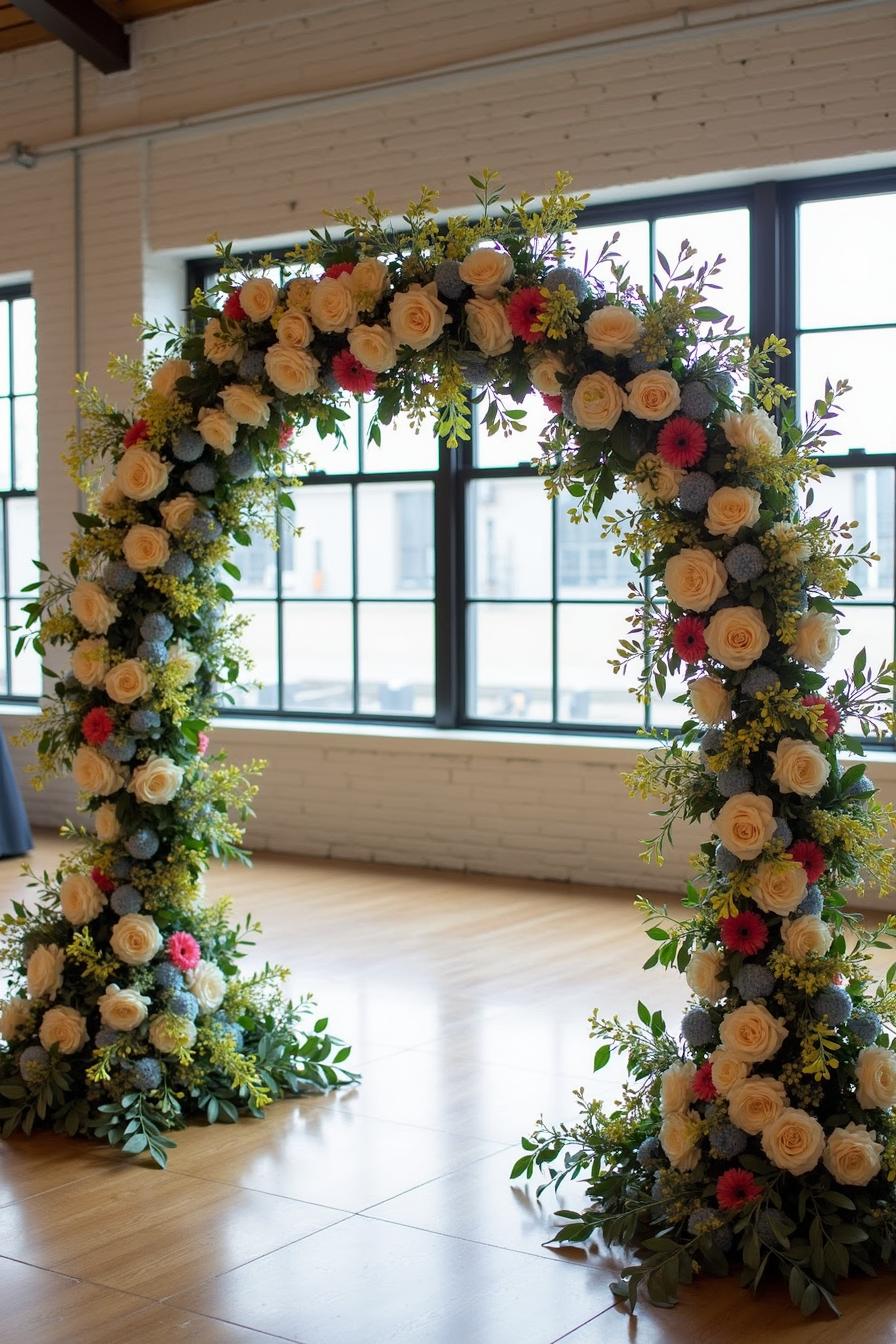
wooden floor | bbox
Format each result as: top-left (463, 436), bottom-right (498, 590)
top-left (1, 833), bottom-right (895, 1344)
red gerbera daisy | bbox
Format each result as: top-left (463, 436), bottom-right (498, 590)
top-left (789, 839), bottom-right (826, 884)
top-left (331, 349), bottom-right (377, 395)
top-left (716, 1167), bottom-right (762, 1210)
top-left (506, 287), bottom-right (547, 344)
top-left (90, 867), bottom-right (116, 896)
top-left (657, 416), bottom-right (708, 469)
top-left (324, 261), bottom-right (356, 279)
top-left (672, 615), bottom-right (707, 664)
top-left (223, 291), bottom-right (247, 320)
top-left (82, 706), bottom-right (114, 746)
top-left (123, 419), bottom-right (149, 449)
top-left (167, 930), bottom-right (201, 971)
top-left (693, 1059), bottom-right (718, 1102)
top-left (541, 393), bottom-right (563, 414)
top-left (801, 694), bottom-right (841, 739)
top-left (719, 911), bottom-right (768, 955)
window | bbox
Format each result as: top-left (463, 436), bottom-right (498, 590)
top-left (0, 286), bottom-right (39, 700)
top-left (187, 167), bottom-right (896, 740)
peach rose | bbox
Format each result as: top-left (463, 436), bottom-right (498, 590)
top-left (286, 278), bottom-right (315, 313)
top-left (26, 944), bottom-right (65, 1001)
top-left (685, 947), bottom-right (728, 1004)
top-left (349, 257), bottom-right (390, 309)
top-left (855, 1046), bottom-right (896, 1110)
top-left (94, 801), bottom-right (120, 843)
top-left (769, 737), bottom-right (831, 797)
top-left (664, 547), bottom-right (728, 613)
top-left (275, 310), bottom-right (314, 350)
top-left (122, 524), bottom-right (170, 573)
top-left (105, 659), bottom-right (151, 705)
top-left (110, 913), bottom-right (163, 966)
top-left (203, 316), bottom-right (244, 365)
top-left (660, 1060), bottom-right (696, 1115)
top-left (159, 493), bottom-right (198, 535)
top-left (348, 324), bottom-right (397, 373)
top-left (129, 754), bottom-right (184, 806)
top-left (116, 447), bottom-right (170, 502)
top-left (70, 580), bottom-right (119, 635)
top-left (220, 383), bottom-right (271, 428)
top-left (72, 745), bottom-right (124, 797)
top-left (529, 351), bottom-right (565, 396)
top-left (39, 1005), bottom-right (88, 1055)
top-left (390, 283), bottom-right (449, 351)
top-left (0, 996), bottom-right (31, 1043)
top-left (722, 408), bottom-right (781, 455)
top-left (626, 370), bottom-right (681, 421)
top-left (690, 676), bottom-right (732, 726)
top-left (714, 791), bottom-right (775, 860)
top-left (310, 274), bottom-right (357, 333)
top-left (718, 1002), bottom-right (788, 1063)
top-left (584, 305), bottom-right (643, 356)
top-left (264, 345), bottom-right (319, 396)
top-left (749, 858), bottom-right (807, 916)
top-left (571, 371), bottom-right (624, 431)
top-left (710, 1047), bottom-right (750, 1096)
top-left (59, 872), bottom-right (106, 925)
top-left (705, 605), bottom-right (769, 670)
top-left (704, 486), bottom-right (762, 538)
top-left (782, 915), bottom-right (832, 962)
top-left (761, 1107), bottom-right (825, 1175)
top-left (151, 358), bottom-right (191, 399)
top-left (72, 639), bottom-right (109, 689)
top-left (823, 1123), bottom-right (883, 1185)
top-left (788, 611), bottom-right (839, 670)
top-left (659, 1109), bottom-right (701, 1171)
top-left (149, 1014), bottom-right (197, 1053)
top-left (632, 453), bottom-right (683, 505)
top-left (726, 1076), bottom-right (788, 1134)
top-left (465, 297), bottom-right (514, 357)
top-left (97, 983), bottom-right (151, 1032)
top-left (458, 245), bottom-right (514, 297)
top-left (198, 406), bottom-right (238, 455)
top-left (239, 277), bottom-right (279, 322)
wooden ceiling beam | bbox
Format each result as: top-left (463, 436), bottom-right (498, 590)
top-left (14, 0), bottom-right (129, 72)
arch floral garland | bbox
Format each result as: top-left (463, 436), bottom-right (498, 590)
top-left (0, 172), bottom-right (893, 1308)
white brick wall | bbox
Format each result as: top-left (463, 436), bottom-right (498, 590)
top-left (1, 0), bottom-right (895, 893)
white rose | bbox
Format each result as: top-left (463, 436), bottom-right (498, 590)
top-left (632, 453), bottom-right (683, 505)
top-left (723, 408), bottom-right (781, 455)
top-left (529, 351), bottom-right (566, 396)
top-left (347, 324), bottom-right (397, 373)
top-left (660, 1060), bottom-right (696, 1115)
top-left (782, 914), bottom-right (833, 962)
top-left (264, 345), bottom-right (320, 396)
top-left (239, 277), bottom-right (279, 323)
top-left (122, 524), bottom-right (170, 573)
top-left (95, 801), bottom-right (120, 843)
top-left (220, 383), bottom-right (271, 429)
top-left (151, 358), bottom-right (191, 399)
top-left (750, 858), bottom-right (807, 916)
top-left (129, 754), bottom-right (184, 806)
top-left (715, 791), bottom-right (775, 860)
top-left (70, 580), bottom-right (119, 635)
top-left (571, 371), bottom-right (624, 431)
top-left (72, 745), bottom-right (124, 797)
top-left (727, 1076), bottom-right (788, 1134)
top-left (584, 305), bottom-right (643, 356)
top-left (765, 520), bottom-right (812, 567)
top-left (855, 1046), bottom-right (896, 1110)
top-left (310, 274), bottom-right (357, 333)
top-left (710, 1047), bottom-right (750, 1096)
top-left (149, 1014), bottom-right (197, 1054)
top-left (115, 447), bottom-right (170, 502)
top-left (769, 737), bottom-right (831, 797)
top-left (659, 1109), bottom-right (701, 1171)
top-left (105, 659), bottom-right (151, 706)
top-left (0, 996), bottom-right (32, 1043)
top-left (761, 1107), bottom-right (825, 1175)
top-left (465, 297), bottom-right (514, 357)
top-left (286, 278), bottom-right (315, 313)
top-left (685, 947), bottom-right (728, 1004)
top-left (704, 486), bottom-right (762, 538)
top-left (39, 1005), bottom-right (88, 1055)
top-left (59, 872), bottom-right (106, 925)
top-left (705, 606), bottom-right (770, 671)
top-left (390, 283), bottom-right (449, 351)
top-left (275, 310), bottom-right (314, 349)
top-left (349, 257), bottom-right (390, 309)
top-left (458, 245), bottom-right (514, 297)
top-left (198, 406), bottom-right (238, 455)
top-left (718, 1002), bottom-right (788, 1063)
top-left (160, 493), bottom-right (199, 535)
top-left (167, 640), bottom-right (201, 685)
top-left (823, 1123), bottom-right (883, 1185)
top-left (788, 611), bottom-right (839, 670)
top-left (690, 676), bottom-right (732, 726)
top-left (664, 547), bottom-right (728, 613)
top-left (72, 639), bottom-right (109, 689)
top-left (110, 913), bottom-right (163, 966)
top-left (626, 370), bottom-right (681, 421)
top-left (203, 316), bottom-right (244, 365)
top-left (98, 983), bottom-right (151, 1032)
top-left (26, 944), bottom-right (65, 1001)
top-left (185, 958), bottom-right (227, 1014)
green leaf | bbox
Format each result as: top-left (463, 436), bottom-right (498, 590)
top-left (592, 1044), bottom-right (611, 1072)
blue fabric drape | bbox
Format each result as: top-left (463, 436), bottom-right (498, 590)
top-left (0, 727), bottom-right (32, 858)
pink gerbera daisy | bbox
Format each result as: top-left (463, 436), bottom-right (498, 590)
top-left (197, 732), bottom-right (210, 756)
top-left (789, 840), bottom-right (826, 884)
top-left (541, 393), bottom-right (563, 414)
top-left (123, 419), bottom-right (149, 449)
top-left (719, 911), bottom-right (768, 956)
top-left (82, 706), bottom-right (114, 746)
top-left (716, 1167), bottom-right (762, 1210)
top-left (90, 867), bottom-right (116, 896)
top-left (672, 615), bottom-right (707, 664)
top-left (331, 349), bottom-right (377, 395)
top-left (167, 930), bottom-right (201, 971)
top-left (801, 694), bottom-right (841, 738)
top-left (693, 1059), bottom-right (718, 1102)
top-left (656, 416), bottom-right (708, 469)
top-left (223, 291), bottom-right (247, 320)
top-left (506, 287), bottom-right (547, 343)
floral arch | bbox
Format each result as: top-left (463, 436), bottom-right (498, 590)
top-left (1, 171), bottom-right (895, 1313)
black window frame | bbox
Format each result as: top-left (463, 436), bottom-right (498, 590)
top-left (0, 281), bottom-right (39, 704)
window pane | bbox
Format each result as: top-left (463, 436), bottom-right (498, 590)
top-left (557, 603), bottom-right (637, 728)
top-left (293, 408), bottom-right (359, 475)
top-left (808, 466), bottom-right (894, 601)
top-left (556, 501), bottom-right (634, 600)
top-left (475, 393), bottom-right (552, 468)
top-left (362, 407), bottom-right (438, 472)
top-left (232, 527), bottom-right (276, 598)
top-left (284, 484), bottom-right (352, 597)
top-left (835, 606), bottom-right (895, 734)
top-left (655, 208), bottom-right (750, 328)
top-left (468, 477), bottom-right (551, 599)
top-left (799, 195), bottom-right (896, 329)
top-left (0, 301), bottom-right (8, 397)
top-left (358, 602), bottom-right (434, 715)
top-left (799, 329), bottom-right (896, 454)
top-left (7, 495), bottom-right (38, 596)
top-left (282, 602), bottom-right (353, 713)
top-left (0, 402), bottom-right (10, 492)
top-left (649, 659), bottom-right (691, 731)
top-left (8, 600), bottom-right (39, 696)
top-left (357, 481), bottom-right (434, 598)
top-left (569, 220), bottom-right (650, 293)
top-left (12, 298), bottom-right (36, 394)
top-left (468, 602), bottom-right (552, 720)
top-left (231, 602), bottom-right (278, 709)
top-left (13, 394), bottom-right (36, 491)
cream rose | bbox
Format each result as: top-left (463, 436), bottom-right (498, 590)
top-left (310, 273), bottom-right (357, 333)
top-left (660, 1060), bottom-right (696, 1115)
top-left (690, 676), bottom-right (732, 726)
top-left (710, 1047), bottom-right (750, 1096)
top-left (723, 408), bottom-right (781, 455)
top-left (781, 914), bottom-right (832, 961)
top-left (633, 453), bottom-right (683, 505)
top-left (39, 1005), bottom-right (88, 1055)
top-left (264, 344), bottom-right (320, 396)
top-left (714, 791), bottom-right (775, 860)
top-left (458, 245), bottom-right (514, 297)
top-left (198, 406), bottom-right (238, 455)
top-left (286, 278), bottom-right (314, 313)
top-left (168, 640), bottom-right (201, 685)
top-left (766, 520), bottom-right (811, 567)
top-left (72, 745), bottom-right (124, 797)
top-left (705, 606), bottom-right (770, 671)
top-left (275, 310), bottom-right (314, 350)
top-left (149, 1014), bottom-right (197, 1054)
top-left (95, 801), bottom-right (120, 843)
top-left (116, 447), bottom-right (170, 502)
top-left (727, 1076), bottom-right (788, 1134)
top-left (59, 872), bottom-right (106, 926)
top-left (203, 316), bottom-right (244, 365)
top-left (664, 547), bottom-right (728, 614)
top-left (72, 639), bottom-right (109, 689)
top-left (0, 996), bottom-right (31, 1043)
top-left (105, 659), bottom-right (151, 706)
top-left (761, 1107), bottom-right (825, 1175)
top-left (718, 1002), bottom-right (788, 1063)
top-left (750, 858), bottom-right (807, 916)
top-left (26, 944), bottom-right (65, 1001)
top-left (685, 947), bottom-right (728, 1004)
top-left (129, 754), bottom-right (184, 806)
top-left (788, 611), bottom-right (839, 670)
top-left (769, 737), bottom-right (831, 797)
top-left (465, 297), bottom-right (514, 357)
top-left (584, 305), bottom-right (643, 357)
top-left (151, 357), bottom-right (191, 400)
top-left (626, 370), bottom-right (681, 421)
top-left (823, 1123), bottom-right (883, 1185)
top-left (390, 283), bottom-right (449, 351)
top-left (349, 257), bottom-right (390, 309)
top-left (70, 580), bottom-right (119, 635)
top-left (110, 913), bottom-right (163, 966)
top-left (659, 1109), bottom-right (701, 1171)
top-left (220, 383), bottom-right (271, 429)
top-left (571, 371), bottom-right (624, 432)
top-left (855, 1046), bottom-right (896, 1110)
top-left (97, 480), bottom-right (125, 517)
top-left (160, 493), bottom-right (199, 535)
top-left (185, 959), bottom-right (227, 1014)
top-left (348, 324), bottom-right (397, 373)
top-left (239, 277), bottom-right (278, 323)
top-left (98, 983), bottom-right (151, 1032)
top-left (529, 351), bottom-right (565, 396)
top-left (122, 524), bottom-right (170, 573)
top-left (704, 486), bottom-right (762, 538)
